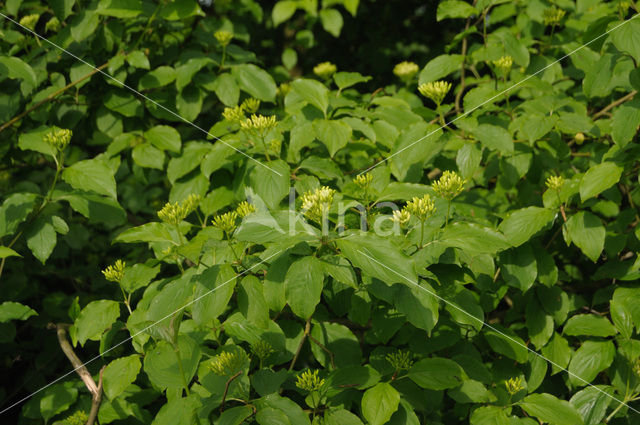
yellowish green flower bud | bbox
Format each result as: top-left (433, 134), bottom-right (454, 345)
top-left (492, 55), bottom-right (513, 75)
top-left (222, 106), bottom-right (245, 123)
top-left (404, 194), bottom-right (436, 221)
top-left (210, 350), bottom-right (247, 376)
top-left (214, 30), bottom-right (233, 47)
top-left (354, 173), bottom-right (373, 190)
top-left (212, 211), bottom-right (238, 235)
top-left (251, 340), bottom-right (274, 360)
top-left (418, 81), bottom-right (452, 106)
top-left (393, 61), bottom-right (419, 82)
top-left (45, 17), bottom-right (60, 33)
top-left (543, 6), bottom-right (566, 25)
top-left (102, 259), bottom-right (125, 283)
top-left (545, 175), bottom-right (564, 191)
top-left (19, 14), bottom-right (39, 31)
top-left (392, 209), bottom-right (411, 226)
top-left (295, 369), bottom-right (325, 392)
top-left (432, 171), bottom-right (465, 200)
top-left (182, 194), bottom-right (201, 214)
top-left (64, 410), bottom-right (89, 425)
top-left (44, 127), bottom-right (72, 151)
top-left (236, 201), bottom-right (256, 218)
top-left (505, 377), bottom-right (524, 395)
top-left (301, 186), bottom-right (336, 223)
top-left (313, 62), bottom-right (337, 80)
top-left (277, 82), bottom-right (291, 97)
top-left (240, 114), bottom-right (278, 133)
top-left (241, 98), bottom-right (261, 114)
top-left (386, 350), bottom-right (413, 371)
top-left (157, 201), bottom-right (188, 225)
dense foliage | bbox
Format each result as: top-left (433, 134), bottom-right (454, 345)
top-left (2, 0), bottom-right (640, 424)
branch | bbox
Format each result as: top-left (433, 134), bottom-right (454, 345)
top-left (288, 318), bottom-right (311, 371)
top-left (307, 334), bottom-right (336, 369)
top-left (86, 367), bottom-right (105, 425)
top-left (0, 61), bottom-right (109, 134)
top-left (593, 90), bottom-right (637, 120)
top-left (220, 371), bottom-right (243, 414)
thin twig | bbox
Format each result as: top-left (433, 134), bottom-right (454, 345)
top-left (220, 371), bottom-right (243, 414)
top-left (86, 367), bottom-right (105, 425)
top-left (288, 318), bottom-right (311, 371)
top-left (593, 90), bottom-right (637, 119)
top-left (307, 334), bottom-right (336, 369)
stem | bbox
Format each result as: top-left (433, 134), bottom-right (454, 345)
top-left (419, 219), bottom-right (425, 249)
top-left (260, 135), bottom-right (271, 162)
top-left (220, 371), bottom-right (243, 414)
top-left (605, 398), bottom-right (629, 423)
top-left (120, 286), bottom-right (132, 314)
top-left (289, 318), bottom-right (311, 371)
top-left (445, 200), bottom-right (452, 227)
top-left (220, 46), bottom-right (227, 70)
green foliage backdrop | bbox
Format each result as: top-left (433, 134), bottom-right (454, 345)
top-left (1, 0), bottom-right (640, 424)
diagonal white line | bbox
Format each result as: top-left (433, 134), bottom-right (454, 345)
top-left (357, 248), bottom-right (640, 415)
top-left (0, 251), bottom-right (278, 415)
top-left (360, 13), bottom-right (640, 175)
top-left (0, 11), bottom-right (282, 176)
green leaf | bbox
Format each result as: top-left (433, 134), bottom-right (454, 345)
top-left (40, 383), bottom-right (78, 423)
top-left (563, 314), bottom-right (617, 337)
top-left (292, 79), bottom-right (329, 114)
top-left (437, 0), bottom-right (477, 20)
top-left (439, 222), bottom-right (510, 254)
top-left (167, 142), bottom-right (210, 183)
top-left (17, 126), bottom-right (56, 158)
top-left (520, 393), bottom-right (585, 425)
top-left (564, 211), bottom-right (605, 262)
top-left (145, 125), bottom-right (182, 153)
top-left (0, 301), bottom-right (37, 322)
top-left (132, 143), bottom-right (164, 169)
top-left (272, 1), bottom-right (298, 26)
top-left (176, 84), bottom-right (203, 121)
top-left (473, 124), bottom-right (514, 154)
top-left (611, 18), bottom-right (640, 63)
top-left (114, 222), bottom-right (175, 244)
top-left (570, 386), bottom-right (614, 425)
top-left (484, 326), bottom-right (528, 363)
top-left (249, 159), bottom-right (290, 209)
top-left (238, 275), bottom-right (269, 328)
top-left (104, 90), bottom-right (143, 117)
top-left (126, 50), bottom-right (150, 69)
top-left (24, 216), bottom-right (56, 264)
top-left (469, 406), bottom-right (510, 425)
top-left (0, 192), bottom-right (38, 238)
top-left (158, 0), bottom-right (204, 20)
top-left (191, 266), bottom-right (237, 326)
top-left (0, 246), bottom-right (21, 259)
top-left (611, 99), bottom-right (640, 147)
top-left (103, 355), bottom-right (141, 400)
top-left (579, 162), bottom-right (623, 202)
top-left (541, 333), bottom-right (572, 375)
top-left (62, 158), bottom-right (118, 199)
top-left (313, 119), bottom-right (351, 156)
top-left (333, 72), bottom-right (372, 90)
top-left (499, 207), bottom-right (555, 247)
top-left (144, 335), bottom-right (201, 390)
top-left (121, 263), bottom-right (161, 293)
top-left (610, 287), bottom-right (640, 339)
top-left (320, 8), bottom-right (343, 37)
top-left (233, 64), bottom-right (277, 102)
top-left (212, 73), bottom-right (240, 106)
top-left (285, 256), bottom-right (324, 319)
top-left (310, 321), bottom-right (361, 367)
top-left (74, 300), bottom-right (120, 345)
top-left (219, 406), bottom-right (254, 425)
top-left (568, 340), bottom-right (615, 387)
top-left (419, 54), bottom-right (464, 84)
top-left (336, 233), bottom-right (418, 285)
top-left (57, 191), bottom-right (126, 227)
top-left (324, 409), bottom-right (365, 425)
top-left (500, 244), bottom-right (538, 292)
top-left (408, 358), bottom-right (465, 390)
top-left (361, 382), bottom-right (400, 425)
top-left (0, 56), bottom-right (37, 88)
top-left (389, 122), bottom-right (443, 181)
top-left (97, 0), bottom-right (143, 18)
top-left (394, 282), bottom-right (439, 333)
top-left (151, 395), bottom-right (200, 425)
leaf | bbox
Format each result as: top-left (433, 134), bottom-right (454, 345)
top-left (0, 56), bottom-right (37, 88)
top-left (611, 99), bottom-right (640, 147)
top-left (324, 409), bottom-right (365, 425)
top-left (114, 222), bottom-right (175, 244)
top-left (473, 124), bottom-right (514, 154)
top-left (389, 122), bottom-right (444, 181)
top-left (104, 90), bottom-right (143, 117)
top-left (313, 119), bottom-right (351, 156)
top-left (437, 0), bottom-right (477, 20)
top-left (62, 158), bottom-right (118, 199)
top-left (310, 322), bottom-right (361, 367)
top-left (145, 125), bottom-right (181, 153)
top-left (320, 8), bottom-right (343, 37)
top-left (579, 162), bottom-right (623, 202)
top-left (74, 300), bottom-right (120, 345)
top-left (439, 222), bottom-right (510, 254)
top-left (238, 275), bottom-right (269, 328)
top-left (500, 244), bottom-right (538, 292)
top-left (144, 336), bottom-right (201, 390)
top-left (611, 18), bottom-right (640, 63)
top-left (157, 0), bottom-right (204, 20)
top-left (167, 142), bottom-right (210, 183)
top-left (0, 246), bottom-right (20, 259)
top-left (249, 159), bottom-right (290, 209)
top-left (17, 126), bottom-right (56, 158)
top-left (103, 355), bottom-right (141, 400)
top-left (40, 383), bottom-right (78, 423)
top-left (408, 358), bottom-right (465, 390)
top-left (564, 211), bottom-right (605, 262)
top-left (121, 263), bottom-right (161, 293)
top-left (394, 282), bottom-right (439, 333)
top-left (499, 207), bottom-right (555, 247)
top-left (563, 314), bottom-right (617, 337)
top-left (568, 340), bottom-right (615, 387)
top-left (191, 266), bottom-right (237, 326)
top-left (24, 216), bottom-right (56, 264)
top-left (219, 406), bottom-right (254, 425)
top-left (0, 192), bottom-right (38, 238)
top-left (132, 143), bottom-right (164, 169)
top-left (292, 79), bottom-right (329, 114)
top-left (97, 0), bottom-right (144, 18)
top-left (233, 64), bottom-right (277, 102)
top-left (570, 385), bottom-right (614, 425)
top-left (541, 333), bottom-right (572, 375)
top-left (333, 72), bottom-right (372, 90)
top-left (336, 233), bottom-right (418, 285)
top-left (419, 54), bottom-right (464, 84)
top-left (285, 256), bottom-right (324, 319)
top-left (272, 1), bottom-right (297, 26)
top-left (151, 395), bottom-right (200, 425)
top-left (519, 393), bottom-right (585, 425)
top-left (484, 326), bottom-right (529, 363)
top-left (212, 73), bottom-right (240, 106)
top-left (470, 406), bottom-right (510, 425)
top-left (526, 297), bottom-right (554, 349)
top-left (361, 382), bottom-right (400, 425)
top-left (0, 302), bottom-right (37, 322)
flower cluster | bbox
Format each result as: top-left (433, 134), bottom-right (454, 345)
top-left (301, 186), bottom-right (336, 223)
top-left (492, 55), bottom-right (513, 75)
top-left (393, 61), bottom-right (419, 82)
top-left (392, 209), bottom-right (411, 226)
top-left (182, 194), bottom-right (201, 214)
top-left (210, 350), bottom-right (247, 376)
top-left (545, 175), bottom-right (564, 191)
top-left (353, 173), bottom-right (373, 190)
top-left (236, 201), bottom-right (256, 218)
top-left (505, 377), bottom-right (524, 395)
top-left (214, 30), bottom-right (233, 46)
top-left (157, 202), bottom-right (187, 225)
top-left (295, 369), bottom-right (325, 392)
top-left (222, 105), bottom-right (245, 123)
top-left (404, 194), bottom-right (436, 221)
top-left (251, 340), bottom-right (274, 360)
top-left (102, 260), bottom-right (125, 283)
top-left (433, 171), bottom-right (465, 200)
top-left (44, 127), bottom-right (72, 152)
top-left (418, 81), bottom-right (452, 106)
top-left (543, 6), bottom-right (566, 25)
top-left (212, 211), bottom-right (238, 235)
top-left (313, 62), bottom-right (337, 80)
top-left (240, 114), bottom-right (278, 133)
top-left (19, 14), bottom-right (39, 31)
top-left (45, 17), bottom-right (60, 33)
top-left (241, 98), bottom-right (261, 114)
top-left (386, 350), bottom-right (413, 371)
top-left (64, 410), bottom-right (89, 425)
